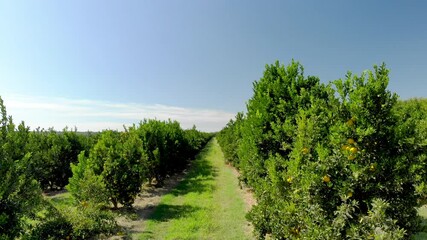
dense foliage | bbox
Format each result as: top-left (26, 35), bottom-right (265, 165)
top-left (25, 128), bottom-right (96, 190)
top-left (217, 112), bottom-right (244, 167)
top-left (68, 129), bottom-right (147, 208)
top-left (217, 61), bottom-right (427, 239)
top-left (0, 97), bottom-right (43, 239)
top-left (134, 120), bottom-right (210, 185)
top-left (67, 120), bottom-right (212, 208)
top-left (394, 98), bottom-right (427, 201)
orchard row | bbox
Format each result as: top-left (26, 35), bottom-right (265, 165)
top-left (217, 61), bottom-right (427, 239)
top-left (0, 97), bottom-right (212, 239)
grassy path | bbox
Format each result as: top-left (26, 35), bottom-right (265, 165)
top-left (137, 138), bottom-right (253, 240)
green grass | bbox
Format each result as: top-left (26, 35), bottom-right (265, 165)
top-left (138, 138), bottom-right (253, 240)
top-left (413, 205), bottom-right (427, 239)
top-left (49, 192), bottom-right (73, 210)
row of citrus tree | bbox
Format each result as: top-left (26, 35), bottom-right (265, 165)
top-left (0, 96), bottom-right (212, 239)
top-left (68, 120), bottom-right (212, 209)
top-left (217, 61), bottom-right (427, 239)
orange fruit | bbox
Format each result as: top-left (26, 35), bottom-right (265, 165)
top-left (322, 175), bottom-right (331, 183)
top-left (302, 147), bottom-right (309, 154)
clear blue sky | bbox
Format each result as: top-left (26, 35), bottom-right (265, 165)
top-left (1, 1), bottom-right (426, 131)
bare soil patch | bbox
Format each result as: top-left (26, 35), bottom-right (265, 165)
top-left (42, 189), bottom-right (68, 197)
top-left (225, 162), bottom-right (257, 238)
top-left (225, 162), bottom-right (257, 210)
top-left (108, 169), bottom-right (189, 239)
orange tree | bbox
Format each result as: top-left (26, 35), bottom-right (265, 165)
top-left (393, 98), bottom-right (427, 202)
top-left (68, 119), bottom-right (212, 208)
top-left (0, 97), bottom-right (42, 239)
top-left (68, 129), bottom-right (146, 208)
top-left (134, 119), bottom-right (211, 186)
top-left (220, 61), bottom-right (423, 239)
top-left (217, 112), bottom-right (244, 167)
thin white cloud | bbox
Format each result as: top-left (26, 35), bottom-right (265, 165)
top-left (1, 94), bottom-right (234, 132)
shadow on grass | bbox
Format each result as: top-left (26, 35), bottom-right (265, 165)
top-left (168, 144), bottom-right (218, 197)
top-left (169, 159), bottom-right (217, 197)
top-left (148, 203), bottom-right (201, 222)
top-left (138, 143), bottom-right (217, 239)
top-left (138, 204), bottom-right (201, 239)
top-left (114, 141), bottom-right (218, 232)
top-left (48, 192), bottom-right (74, 210)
